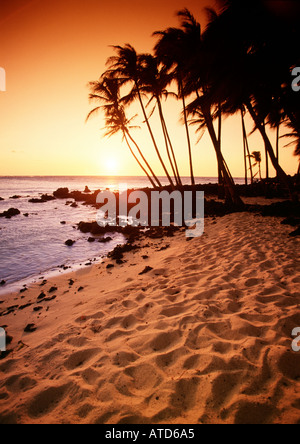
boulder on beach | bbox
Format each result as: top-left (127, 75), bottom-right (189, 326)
top-left (65, 239), bottom-right (76, 247)
top-left (53, 188), bottom-right (70, 199)
top-left (0, 280), bottom-right (6, 286)
top-left (0, 208), bottom-right (21, 219)
top-left (99, 237), bottom-right (112, 243)
top-left (29, 194), bottom-right (56, 203)
top-left (84, 186), bottom-right (91, 193)
top-left (0, 197), bottom-right (4, 201)
top-left (24, 324), bottom-right (37, 333)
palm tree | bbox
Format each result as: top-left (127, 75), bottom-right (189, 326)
top-left (204, 0), bottom-right (295, 198)
top-left (241, 108), bottom-right (254, 185)
top-left (137, 53), bottom-right (182, 187)
top-left (153, 10), bottom-right (200, 186)
top-left (86, 77), bottom-right (157, 188)
top-left (104, 44), bottom-right (174, 187)
top-left (176, 9), bottom-right (243, 206)
top-left (249, 151), bottom-right (262, 182)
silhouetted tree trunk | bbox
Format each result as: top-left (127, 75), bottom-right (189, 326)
top-left (241, 109), bottom-right (254, 185)
top-left (136, 87), bottom-right (173, 187)
top-left (203, 105), bottom-right (244, 206)
top-left (179, 77), bottom-right (195, 186)
top-left (246, 100), bottom-right (294, 198)
top-left (123, 132), bottom-right (157, 188)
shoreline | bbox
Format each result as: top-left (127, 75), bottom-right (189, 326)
top-left (0, 206), bottom-right (299, 424)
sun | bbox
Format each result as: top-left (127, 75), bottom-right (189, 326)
top-left (104, 157), bottom-right (119, 175)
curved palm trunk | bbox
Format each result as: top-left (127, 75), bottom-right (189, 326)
top-left (179, 78), bottom-right (195, 186)
top-left (264, 120), bottom-right (269, 181)
top-left (241, 109), bottom-right (254, 184)
top-left (158, 98), bottom-right (182, 186)
top-left (203, 106), bottom-right (244, 206)
top-left (136, 85), bottom-right (174, 187)
top-left (217, 106), bottom-right (225, 199)
top-left (125, 129), bottom-right (161, 188)
top-left (276, 123), bottom-right (280, 179)
top-left (246, 100), bottom-right (294, 199)
top-left (162, 118), bottom-right (182, 186)
top-left (156, 98), bottom-right (180, 186)
top-left (123, 132), bottom-right (157, 188)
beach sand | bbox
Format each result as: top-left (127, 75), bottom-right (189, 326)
top-left (0, 210), bottom-right (299, 424)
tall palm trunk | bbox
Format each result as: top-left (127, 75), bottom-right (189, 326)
top-left (179, 78), bottom-right (195, 186)
top-left (276, 123), bottom-right (280, 178)
top-left (263, 120), bottom-right (269, 180)
top-left (125, 129), bottom-right (160, 189)
top-left (241, 109), bottom-right (254, 184)
top-left (162, 116), bottom-right (183, 186)
top-left (217, 106), bottom-right (223, 186)
top-left (135, 85), bottom-right (174, 187)
top-left (123, 132), bottom-right (157, 188)
top-left (246, 100), bottom-right (294, 198)
top-left (203, 105), bottom-right (243, 206)
top-left (156, 97), bottom-right (180, 186)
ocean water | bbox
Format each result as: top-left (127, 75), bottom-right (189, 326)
top-left (0, 176), bottom-right (243, 295)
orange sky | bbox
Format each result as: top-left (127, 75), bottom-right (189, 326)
top-left (0, 0), bottom-right (297, 178)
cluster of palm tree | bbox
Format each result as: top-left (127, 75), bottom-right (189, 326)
top-left (87, 0), bottom-right (299, 204)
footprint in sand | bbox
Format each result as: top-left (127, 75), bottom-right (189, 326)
top-left (27, 382), bottom-right (72, 419)
top-left (64, 348), bottom-right (100, 370)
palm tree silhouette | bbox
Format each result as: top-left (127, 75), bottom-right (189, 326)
top-left (86, 77), bottom-right (157, 188)
top-left (153, 9), bottom-right (201, 186)
top-left (105, 44), bottom-right (175, 187)
top-left (241, 108), bottom-right (254, 185)
top-left (137, 53), bottom-right (182, 187)
top-left (204, 0), bottom-right (296, 197)
top-left (249, 151), bottom-right (262, 182)
top-left (175, 9), bottom-right (243, 206)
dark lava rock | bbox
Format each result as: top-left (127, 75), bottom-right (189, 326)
top-left (0, 197), bottom-right (4, 201)
top-left (0, 208), bottom-right (21, 218)
top-left (33, 306), bottom-right (43, 312)
top-left (69, 279), bottom-right (74, 286)
top-left (65, 239), bottom-right (75, 247)
top-left (24, 324), bottom-right (37, 333)
top-left (60, 221), bottom-right (66, 225)
top-left (84, 186), bottom-right (91, 193)
top-left (88, 237), bottom-right (95, 243)
top-left (139, 266), bottom-right (153, 275)
top-left (289, 227), bottom-right (300, 237)
top-left (23, 213), bottom-right (29, 217)
top-left (261, 201), bottom-right (300, 218)
top-left (99, 237), bottom-right (112, 243)
top-left (49, 286), bottom-right (57, 293)
top-left (44, 295), bottom-right (57, 302)
top-left (19, 303), bottom-right (33, 310)
top-left (106, 264), bottom-right (114, 269)
top-left (107, 243), bottom-right (138, 262)
top-left (53, 188), bottom-right (70, 199)
top-left (37, 291), bottom-right (46, 300)
top-left (0, 281), bottom-right (6, 286)
top-left (70, 202), bottom-right (78, 208)
top-left (29, 194), bottom-right (55, 203)
top-left (281, 217), bottom-right (300, 227)
top-left (19, 287), bottom-right (28, 294)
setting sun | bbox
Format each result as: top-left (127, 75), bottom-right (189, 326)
top-left (104, 157), bottom-right (119, 175)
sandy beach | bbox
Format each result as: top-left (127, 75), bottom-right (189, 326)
top-left (0, 208), bottom-right (299, 424)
